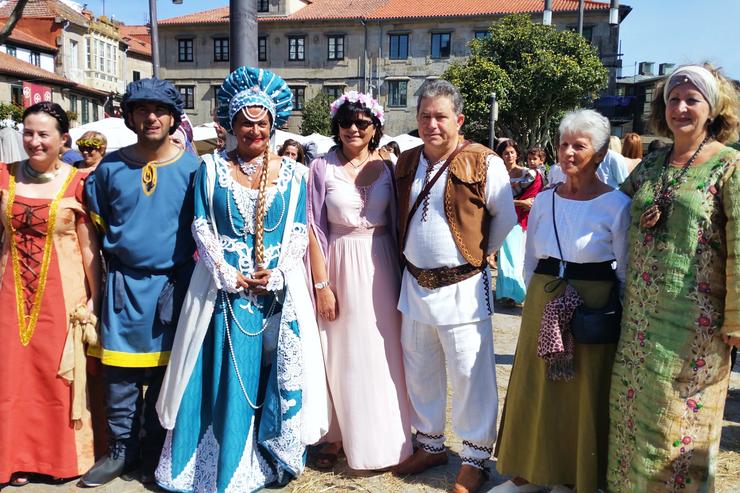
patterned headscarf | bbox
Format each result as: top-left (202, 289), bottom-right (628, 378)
top-left (217, 67), bottom-right (293, 135)
top-left (121, 77), bottom-right (184, 134)
top-left (663, 65), bottom-right (720, 117)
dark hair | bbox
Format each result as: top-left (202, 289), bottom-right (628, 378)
top-left (647, 139), bottom-right (668, 153)
top-left (495, 138), bottom-right (521, 161)
top-left (330, 101), bottom-right (383, 151)
top-left (278, 138), bottom-right (305, 163)
top-left (384, 140), bottom-right (400, 156)
top-left (22, 102), bottom-right (70, 134)
top-left (527, 147), bottom-right (546, 160)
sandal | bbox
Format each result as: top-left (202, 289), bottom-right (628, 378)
top-left (313, 443), bottom-right (342, 470)
top-left (9, 474), bottom-right (29, 487)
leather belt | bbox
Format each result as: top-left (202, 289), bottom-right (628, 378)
top-left (405, 260), bottom-right (483, 289)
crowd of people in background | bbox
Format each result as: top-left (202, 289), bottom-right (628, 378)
top-left (0, 61), bottom-right (738, 493)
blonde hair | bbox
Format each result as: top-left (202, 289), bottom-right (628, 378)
top-left (650, 63), bottom-right (739, 144)
top-left (608, 135), bottom-right (622, 153)
top-left (254, 145), bottom-right (271, 267)
top-left (622, 132), bottom-right (643, 159)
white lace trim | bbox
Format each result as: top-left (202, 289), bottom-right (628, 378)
top-left (215, 151), bottom-right (292, 236)
top-left (193, 218), bottom-right (240, 292)
top-left (263, 317), bottom-right (304, 475)
top-left (266, 223), bottom-right (308, 293)
top-left (156, 426), bottom-right (220, 493)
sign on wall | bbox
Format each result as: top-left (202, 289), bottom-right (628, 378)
top-left (22, 82), bottom-right (52, 108)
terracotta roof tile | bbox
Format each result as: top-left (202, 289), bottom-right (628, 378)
top-left (276, 0), bottom-right (388, 21)
top-left (159, 6), bottom-right (229, 25)
top-left (6, 28), bottom-right (57, 51)
top-left (367, 0), bottom-right (610, 20)
top-left (0, 51), bottom-right (107, 97)
top-left (0, 0), bottom-right (89, 27)
top-left (159, 0), bottom-right (611, 24)
top-left (120, 25), bottom-right (152, 57)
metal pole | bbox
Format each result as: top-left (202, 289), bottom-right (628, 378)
top-left (149, 0), bottom-right (160, 78)
top-left (577, 0), bottom-right (585, 36)
top-left (543, 0), bottom-right (553, 25)
top-left (488, 92), bottom-right (497, 148)
top-left (230, 0), bottom-right (257, 70)
top-left (609, 0), bottom-right (620, 26)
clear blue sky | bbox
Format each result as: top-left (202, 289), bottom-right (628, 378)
top-left (98, 0), bottom-right (740, 80)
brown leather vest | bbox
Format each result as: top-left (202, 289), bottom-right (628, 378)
top-left (396, 142), bottom-right (493, 267)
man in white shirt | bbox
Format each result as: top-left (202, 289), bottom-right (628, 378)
top-left (393, 80), bottom-right (516, 493)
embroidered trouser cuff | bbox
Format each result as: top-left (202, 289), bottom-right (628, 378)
top-left (460, 440), bottom-right (493, 469)
top-left (415, 430), bottom-right (446, 454)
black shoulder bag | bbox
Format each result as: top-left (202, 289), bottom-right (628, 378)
top-left (551, 186), bottom-right (622, 344)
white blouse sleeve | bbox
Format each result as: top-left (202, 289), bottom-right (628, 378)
top-left (485, 154), bottom-right (517, 254)
top-left (611, 194), bottom-right (632, 286)
top-left (192, 217), bottom-right (241, 293)
top-left (523, 193), bottom-right (544, 287)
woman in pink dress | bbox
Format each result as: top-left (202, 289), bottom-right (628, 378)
top-left (307, 92), bottom-right (413, 472)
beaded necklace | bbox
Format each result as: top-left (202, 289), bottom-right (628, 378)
top-left (639, 136), bottom-right (709, 229)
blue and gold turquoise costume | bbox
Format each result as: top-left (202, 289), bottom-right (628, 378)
top-left (85, 148), bottom-right (200, 367)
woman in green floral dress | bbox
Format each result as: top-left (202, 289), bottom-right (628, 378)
top-left (608, 64), bottom-right (740, 492)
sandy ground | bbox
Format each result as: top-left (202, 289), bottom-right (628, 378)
top-left (10, 306), bottom-right (740, 493)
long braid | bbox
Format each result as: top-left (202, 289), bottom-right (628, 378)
top-left (254, 146), bottom-right (271, 267)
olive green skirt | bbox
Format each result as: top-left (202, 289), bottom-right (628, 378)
top-left (494, 273), bottom-right (618, 492)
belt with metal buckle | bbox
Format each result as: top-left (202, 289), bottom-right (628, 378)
top-left (405, 260), bottom-right (483, 289)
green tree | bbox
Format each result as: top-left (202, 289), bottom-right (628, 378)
top-left (0, 102), bottom-right (23, 127)
top-left (443, 14), bottom-right (608, 155)
top-left (299, 92), bottom-right (333, 136)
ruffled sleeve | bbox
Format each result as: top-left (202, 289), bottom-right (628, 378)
top-left (192, 160), bottom-right (241, 293)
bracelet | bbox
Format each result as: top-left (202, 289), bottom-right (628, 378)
top-left (314, 280), bottom-right (330, 290)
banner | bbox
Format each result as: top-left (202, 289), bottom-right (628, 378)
top-left (22, 82), bottom-right (53, 108)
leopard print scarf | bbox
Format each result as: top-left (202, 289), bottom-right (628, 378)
top-left (536, 284), bottom-right (583, 381)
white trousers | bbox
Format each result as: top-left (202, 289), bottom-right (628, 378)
top-left (401, 317), bottom-right (498, 468)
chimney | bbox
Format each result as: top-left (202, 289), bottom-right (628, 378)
top-left (659, 63), bottom-right (676, 76)
top-left (638, 62), bottom-right (655, 76)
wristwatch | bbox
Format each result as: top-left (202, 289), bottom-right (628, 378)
top-left (314, 280), bottom-right (330, 290)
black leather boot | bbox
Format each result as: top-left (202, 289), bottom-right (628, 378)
top-left (79, 442), bottom-right (134, 487)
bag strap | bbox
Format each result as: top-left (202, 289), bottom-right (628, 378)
top-left (551, 185), bottom-right (567, 279)
top-left (402, 141), bottom-right (469, 249)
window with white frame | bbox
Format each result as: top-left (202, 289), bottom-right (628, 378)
top-left (288, 36), bottom-right (305, 61)
top-left (292, 86), bottom-right (305, 110)
top-left (178, 85), bottom-right (195, 109)
top-left (69, 40), bottom-right (78, 70)
top-left (258, 36), bottom-right (268, 61)
top-left (388, 80), bottom-right (408, 107)
top-left (178, 39), bottom-right (194, 62)
top-left (30, 51), bottom-right (41, 66)
top-left (328, 35), bottom-right (344, 60)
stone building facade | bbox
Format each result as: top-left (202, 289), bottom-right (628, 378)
top-left (158, 0), bottom-right (631, 135)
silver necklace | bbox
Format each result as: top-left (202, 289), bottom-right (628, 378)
top-left (235, 154), bottom-right (264, 177)
top-left (342, 150), bottom-right (371, 169)
top-left (23, 160), bottom-right (61, 183)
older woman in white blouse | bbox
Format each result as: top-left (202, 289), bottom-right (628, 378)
top-left (491, 110), bottom-right (630, 493)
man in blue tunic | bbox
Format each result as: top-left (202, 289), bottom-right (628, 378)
top-left (81, 78), bottom-right (200, 487)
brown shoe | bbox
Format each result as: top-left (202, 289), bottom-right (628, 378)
top-left (392, 448), bottom-right (448, 476)
top-left (453, 464), bottom-right (488, 493)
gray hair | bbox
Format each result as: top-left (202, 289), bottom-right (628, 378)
top-left (417, 79), bottom-right (464, 115)
top-left (558, 109), bottom-right (611, 152)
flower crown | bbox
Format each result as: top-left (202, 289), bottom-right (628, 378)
top-left (330, 91), bottom-right (385, 125)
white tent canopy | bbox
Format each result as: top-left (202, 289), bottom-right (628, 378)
top-left (69, 118), bottom-right (136, 152)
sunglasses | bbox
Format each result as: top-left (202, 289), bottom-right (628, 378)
top-left (338, 119), bottom-right (374, 130)
top-left (78, 145), bottom-right (101, 153)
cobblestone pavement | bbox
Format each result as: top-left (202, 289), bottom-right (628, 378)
top-left (11, 307), bottom-right (740, 492)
